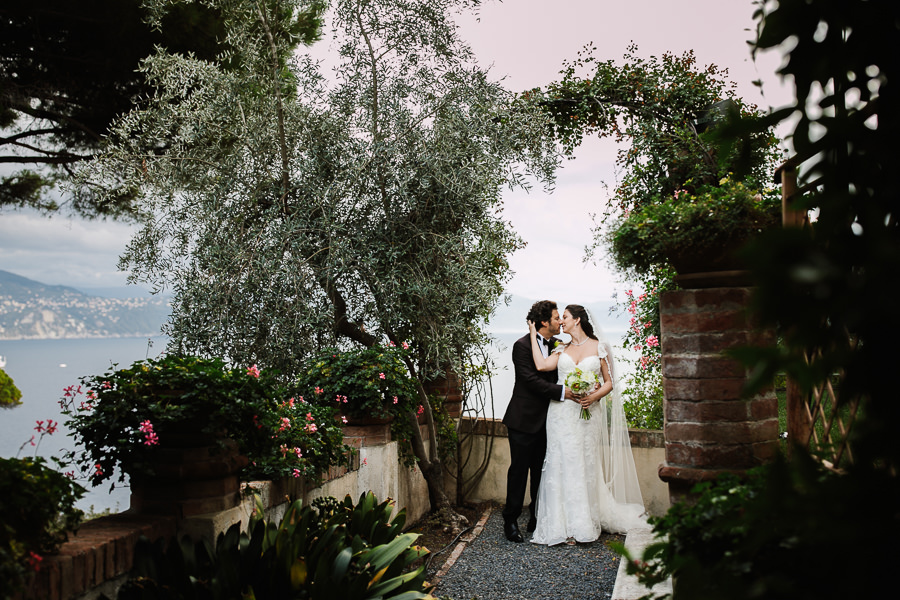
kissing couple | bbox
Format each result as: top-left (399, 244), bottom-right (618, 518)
top-left (501, 300), bottom-right (646, 546)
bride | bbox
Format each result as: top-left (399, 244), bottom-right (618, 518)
top-left (527, 304), bottom-right (646, 545)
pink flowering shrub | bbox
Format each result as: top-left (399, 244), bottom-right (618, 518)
top-left (295, 344), bottom-right (421, 465)
top-left (59, 355), bottom-right (349, 488)
top-left (617, 272), bottom-right (672, 430)
top-left (295, 345), bottom-right (418, 422)
top-left (243, 396), bottom-right (349, 482)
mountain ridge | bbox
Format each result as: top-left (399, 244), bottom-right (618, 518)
top-left (0, 270), bottom-right (169, 340)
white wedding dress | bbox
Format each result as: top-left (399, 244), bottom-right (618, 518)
top-left (531, 349), bottom-right (647, 546)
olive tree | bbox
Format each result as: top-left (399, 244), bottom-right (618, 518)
top-left (85, 0), bottom-right (558, 524)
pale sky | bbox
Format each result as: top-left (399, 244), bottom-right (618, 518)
top-left (0, 0), bottom-right (791, 303)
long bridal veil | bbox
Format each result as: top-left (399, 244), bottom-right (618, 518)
top-left (588, 308), bottom-right (645, 512)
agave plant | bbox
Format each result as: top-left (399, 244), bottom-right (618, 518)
top-left (118, 491), bottom-right (435, 600)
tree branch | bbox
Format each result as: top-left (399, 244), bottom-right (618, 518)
top-left (255, 0), bottom-right (291, 213)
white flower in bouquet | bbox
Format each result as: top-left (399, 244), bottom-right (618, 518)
top-left (564, 367), bottom-right (597, 420)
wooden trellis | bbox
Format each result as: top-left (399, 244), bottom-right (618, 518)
top-left (777, 161), bottom-right (860, 469)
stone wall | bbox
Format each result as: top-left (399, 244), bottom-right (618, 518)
top-left (455, 417), bottom-right (670, 517)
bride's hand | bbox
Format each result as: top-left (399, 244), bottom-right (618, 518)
top-left (527, 320), bottom-right (537, 335)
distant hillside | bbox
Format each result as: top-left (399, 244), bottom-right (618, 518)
top-left (0, 270), bottom-right (169, 339)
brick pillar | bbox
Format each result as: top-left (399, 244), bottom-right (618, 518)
top-left (657, 286), bottom-right (779, 504)
top-left (424, 369), bottom-right (463, 418)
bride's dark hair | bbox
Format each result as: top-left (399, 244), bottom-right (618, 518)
top-left (566, 304), bottom-right (598, 340)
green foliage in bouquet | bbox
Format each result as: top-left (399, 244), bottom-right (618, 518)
top-left (609, 176), bottom-right (782, 275)
top-left (0, 456), bottom-right (85, 599)
top-left (118, 491), bottom-right (435, 600)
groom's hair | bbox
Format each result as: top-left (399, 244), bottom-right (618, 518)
top-left (527, 300), bottom-right (557, 326)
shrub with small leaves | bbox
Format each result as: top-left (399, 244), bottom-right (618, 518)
top-left (0, 457), bottom-right (85, 600)
top-left (0, 367), bottom-right (22, 409)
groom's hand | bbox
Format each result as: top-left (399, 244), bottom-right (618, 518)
top-left (564, 387), bottom-right (577, 401)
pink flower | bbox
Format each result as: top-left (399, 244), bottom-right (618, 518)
top-left (86, 390), bottom-right (97, 401)
top-left (292, 468), bottom-right (301, 478)
top-left (417, 405), bottom-right (425, 416)
top-left (94, 463), bottom-right (103, 477)
top-left (646, 335), bottom-right (659, 348)
top-left (388, 341), bottom-right (396, 347)
top-left (279, 417), bottom-right (291, 432)
top-left (293, 447), bottom-right (302, 458)
top-left (379, 372), bottom-right (386, 380)
top-left (247, 364), bottom-right (261, 378)
top-left (299, 396), bottom-right (307, 403)
top-left (27, 551), bottom-right (42, 572)
top-left (341, 416), bottom-right (348, 424)
top-left (280, 444), bottom-right (290, 457)
top-left (64, 471), bottom-right (75, 479)
top-left (315, 387), bottom-right (323, 395)
top-left (402, 342), bottom-right (409, 349)
top-left (305, 423), bottom-right (318, 433)
top-left (393, 396), bottom-right (399, 404)
top-left (139, 420), bottom-right (159, 446)
top-left (633, 344), bottom-right (643, 352)
top-left (362, 458), bottom-right (368, 467)
top-left (644, 322), bottom-right (652, 329)
top-left (101, 380), bottom-right (112, 389)
top-left (305, 412), bottom-right (315, 422)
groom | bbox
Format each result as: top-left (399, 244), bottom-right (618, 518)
top-left (501, 300), bottom-right (573, 542)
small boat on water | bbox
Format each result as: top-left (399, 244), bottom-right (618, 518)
top-left (59, 363), bottom-right (67, 368)
top-left (0, 355), bottom-right (6, 368)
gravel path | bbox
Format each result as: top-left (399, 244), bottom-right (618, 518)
top-left (433, 508), bottom-right (624, 600)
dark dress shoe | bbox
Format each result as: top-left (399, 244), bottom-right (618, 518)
top-left (504, 520), bottom-right (524, 543)
top-left (527, 515), bottom-right (537, 532)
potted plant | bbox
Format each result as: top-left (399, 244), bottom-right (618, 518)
top-left (61, 355), bottom-right (355, 513)
top-left (295, 345), bottom-right (419, 425)
top-left (608, 175), bottom-right (782, 278)
top-left (295, 344), bottom-right (422, 462)
top-left (60, 355), bottom-right (279, 514)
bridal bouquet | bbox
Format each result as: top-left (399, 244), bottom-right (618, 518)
top-left (564, 367), bottom-right (597, 420)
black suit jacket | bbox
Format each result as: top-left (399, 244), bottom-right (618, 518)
top-left (502, 333), bottom-right (563, 434)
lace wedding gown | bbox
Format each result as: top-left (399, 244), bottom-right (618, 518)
top-left (531, 349), bottom-right (647, 546)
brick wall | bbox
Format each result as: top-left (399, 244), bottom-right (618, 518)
top-left (657, 286), bottom-right (779, 503)
top-left (18, 422), bottom-right (408, 600)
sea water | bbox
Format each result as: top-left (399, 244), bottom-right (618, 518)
top-left (0, 337), bottom-right (166, 514)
